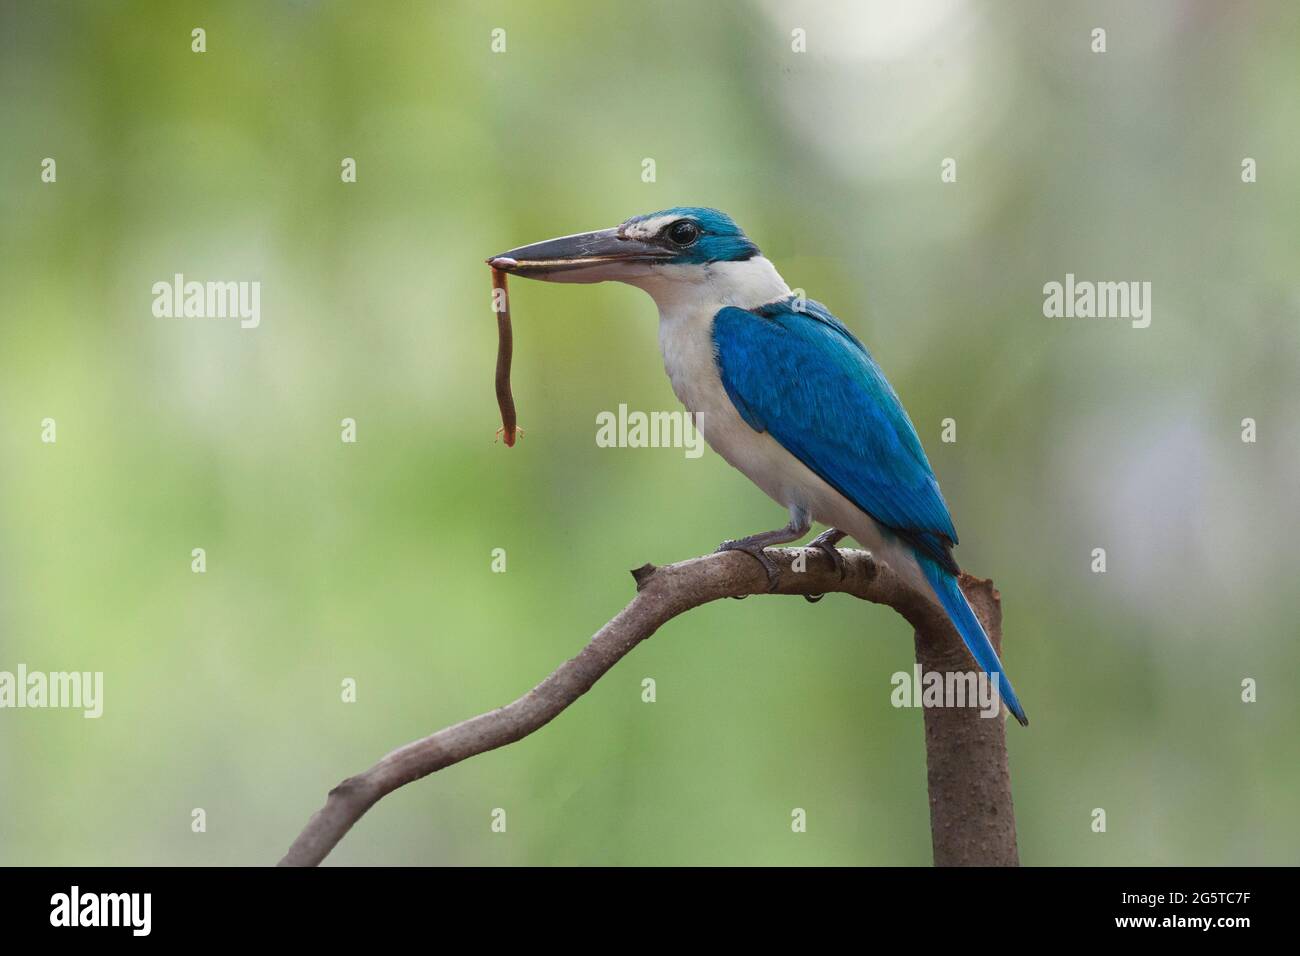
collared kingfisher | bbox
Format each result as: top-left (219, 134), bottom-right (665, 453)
top-left (489, 207), bottom-right (1027, 726)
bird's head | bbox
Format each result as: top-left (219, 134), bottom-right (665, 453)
top-left (487, 207), bottom-right (760, 285)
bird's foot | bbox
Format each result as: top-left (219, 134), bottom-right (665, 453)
top-left (716, 537), bottom-right (783, 592)
top-left (715, 509), bottom-right (813, 594)
top-left (809, 528), bottom-right (848, 580)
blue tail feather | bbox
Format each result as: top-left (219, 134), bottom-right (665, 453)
top-left (918, 556), bottom-right (1028, 727)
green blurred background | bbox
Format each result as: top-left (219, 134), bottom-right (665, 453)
top-left (1, 0), bottom-right (1297, 865)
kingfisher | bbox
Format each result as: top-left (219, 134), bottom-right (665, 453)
top-left (489, 207), bottom-right (1027, 726)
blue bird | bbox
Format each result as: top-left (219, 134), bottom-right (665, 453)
top-left (489, 207), bottom-right (1027, 726)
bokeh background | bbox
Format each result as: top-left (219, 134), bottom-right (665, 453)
top-left (1, 0), bottom-right (1297, 865)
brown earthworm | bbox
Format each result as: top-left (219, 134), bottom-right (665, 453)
top-left (491, 267), bottom-right (518, 446)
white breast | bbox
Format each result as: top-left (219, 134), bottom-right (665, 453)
top-left (657, 299), bottom-right (810, 510)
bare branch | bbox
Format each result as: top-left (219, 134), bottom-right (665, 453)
top-left (278, 547), bottom-right (1015, 866)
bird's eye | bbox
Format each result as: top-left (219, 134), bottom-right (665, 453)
top-left (666, 220), bottom-right (700, 247)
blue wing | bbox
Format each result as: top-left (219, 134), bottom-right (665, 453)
top-left (712, 297), bottom-right (958, 572)
top-left (712, 296), bottom-right (1028, 724)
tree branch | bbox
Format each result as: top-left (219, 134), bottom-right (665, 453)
top-left (278, 547), bottom-right (1016, 866)
top-left (915, 575), bottom-right (1019, 865)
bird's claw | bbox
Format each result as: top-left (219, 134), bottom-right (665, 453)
top-left (809, 529), bottom-right (848, 580)
top-left (813, 541), bottom-right (845, 579)
top-left (716, 539), bottom-right (782, 592)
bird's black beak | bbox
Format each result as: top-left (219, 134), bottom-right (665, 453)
top-left (487, 227), bottom-right (675, 283)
